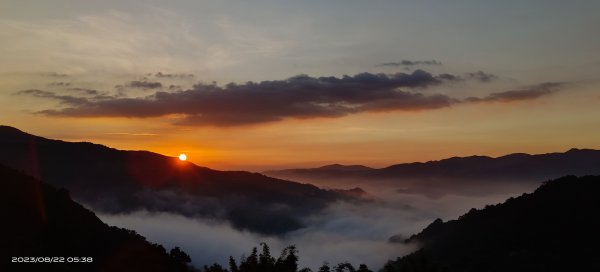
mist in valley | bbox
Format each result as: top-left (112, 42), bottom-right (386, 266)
top-left (98, 177), bottom-right (534, 269)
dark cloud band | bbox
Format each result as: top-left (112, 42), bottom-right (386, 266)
top-left (17, 71), bottom-right (563, 127)
top-left (126, 81), bottom-right (163, 89)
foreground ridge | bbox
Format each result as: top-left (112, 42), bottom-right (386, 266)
top-left (382, 175), bottom-right (600, 272)
top-left (0, 163), bottom-right (195, 272)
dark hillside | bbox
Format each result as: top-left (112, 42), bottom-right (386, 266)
top-left (382, 175), bottom-right (600, 272)
top-left (0, 163), bottom-right (194, 272)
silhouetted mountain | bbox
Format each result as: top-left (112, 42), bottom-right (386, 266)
top-left (382, 175), bottom-right (600, 272)
top-left (265, 149), bottom-right (600, 197)
top-left (265, 164), bottom-right (374, 183)
top-left (270, 149), bottom-right (600, 181)
top-left (0, 126), bottom-right (353, 235)
top-left (378, 150), bottom-right (600, 180)
top-left (318, 164), bottom-right (374, 171)
top-left (0, 163), bottom-right (195, 272)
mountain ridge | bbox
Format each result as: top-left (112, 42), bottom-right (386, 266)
top-left (0, 125), bottom-right (354, 235)
top-left (264, 148), bottom-right (600, 197)
top-left (267, 148), bottom-right (599, 173)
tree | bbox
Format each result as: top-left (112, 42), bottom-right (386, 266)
top-left (259, 242), bottom-right (276, 272)
top-left (334, 262), bottom-right (355, 272)
top-left (203, 243), bottom-right (367, 272)
top-left (275, 245), bottom-right (299, 272)
top-left (169, 246), bottom-right (192, 271)
top-left (204, 263), bottom-right (228, 272)
top-left (230, 256), bottom-right (239, 272)
top-left (356, 264), bottom-right (371, 272)
top-left (170, 247), bottom-right (192, 263)
top-left (240, 247), bottom-right (259, 272)
top-left (318, 262), bottom-right (331, 272)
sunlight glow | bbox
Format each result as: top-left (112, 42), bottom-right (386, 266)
top-left (179, 153), bottom-right (187, 161)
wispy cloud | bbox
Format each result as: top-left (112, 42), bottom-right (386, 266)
top-left (40, 72), bottom-right (69, 78)
top-left (0, 11), bottom-right (229, 74)
top-left (377, 60), bottom-right (442, 67)
top-left (65, 88), bottom-right (103, 96)
top-left (16, 89), bottom-right (89, 105)
top-left (48, 82), bottom-right (71, 87)
top-left (465, 82), bottom-right (564, 103)
top-left (105, 132), bottom-right (159, 136)
top-left (153, 72), bottom-right (195, 79)
top-left (465, 71), bottom-right (497, 82)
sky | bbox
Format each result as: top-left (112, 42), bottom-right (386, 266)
top-left (1, 0), bottom-right (599, 170)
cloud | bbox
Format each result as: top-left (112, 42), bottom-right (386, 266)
top-left (40, 72), bottom-right (68, 78)
top-left (0, 12), bottom-right (221, 74)
top-left (23, 70), bottom-right (456, 126)
top-left (17, 73), bottom-right (564, 127)
top-left (126, 80), bottom-right (163, 89)
top-left (465, 82), bottom-right (563, 103)
top-left (48, 82), bottom-right (71, 87)
top-left (168, 85), bottom-right (182, 91)
top-left (435, 73), bottom-right (462, 82)
top-left (377, 60), bottom-right (442, 67)
top-left (105, 132), bottom-right (159, 136)
top-left (65, 88), bottom-right (102, 96)
top-left (16, 89), bottom-right (88, 106)
top-left (154, 72), bottom-right (195, 79)
top-left (97, 203), bottom-right (422, 270)
top-left (466, 71), bottom-right (497, 82)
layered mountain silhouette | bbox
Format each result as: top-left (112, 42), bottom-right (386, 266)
top-left (0, 163), bottom-right (194, 272)
top-left (265, 150), bottom-right (600, 197)
top-left (383, 175), bottom-right (600, 272)
top-left (0, 126), bottom-right (352, 235)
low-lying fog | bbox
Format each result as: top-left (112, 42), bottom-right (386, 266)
top-left (98, 179), bottom-right (537, 270)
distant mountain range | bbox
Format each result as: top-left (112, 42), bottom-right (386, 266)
top-left (0, 163), bottom-right (194, 272)
top-left (265, 149), bottom-right (600, 197)
top-left (383, 175), bottom-right (600, 271)
top-left (0, 126), bottom-right (353, 235)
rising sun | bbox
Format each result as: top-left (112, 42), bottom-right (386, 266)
top-left (178, 153), bottom-right (187, 161)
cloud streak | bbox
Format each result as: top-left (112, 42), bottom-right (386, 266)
top-left (377, 60), bottom-right (442, 67)
top-left (126, 80), bottom-right (163, 89)
top-left (65, 88), bottom-right (103, 96)
top-left (17, 89), bottom-right (89, 106)
top-left (154, 72), bottom-right (195, 79)
top-left (105, 132), bottom-right (159, 136)
top-left (17, 72), bottom-right (563, 127)
top-left (465, 82), bottom-right (564, 103)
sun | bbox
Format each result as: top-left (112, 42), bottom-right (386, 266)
top-left (178, 153), bottom-right (187, 161)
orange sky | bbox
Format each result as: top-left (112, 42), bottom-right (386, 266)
top-left (2, 76), bottom-right (599, 171)
top-left (1, 1), bottom-right (599, 171)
